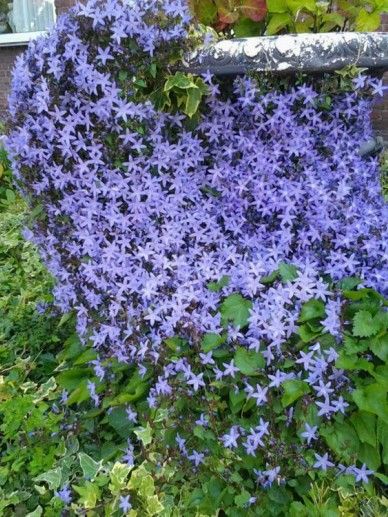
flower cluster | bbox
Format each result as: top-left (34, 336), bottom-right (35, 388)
top-left (6, 0), bottom-right (386, 503)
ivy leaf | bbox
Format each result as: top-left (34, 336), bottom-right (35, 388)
top-left (185, 87), bottom-right (202, 118)
top-left (353, 310), bottom-right (381, 338)
top-left (164, 72), bottom-right (197, 92)
top-left (281, 380), bottom-right (310, 407)
top-left (109, 462), bottom-right (132, 494)
top-left (73, 482), bottom-right (100, 509)
top-left (220, 293), bottom-right (252, 328)
top-left (265, 12), bottom-right (293, 34)
top-left (34, 467), bottom-right (62, 490)
top-left (234, 347), bottom-right (265, 375)
top-left (134, 422), bottom-right (153, 446)
top-left (78, 452), bottom-right (103, 480)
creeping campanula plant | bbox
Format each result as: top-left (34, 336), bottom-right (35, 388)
top-left (6, 0), bottom-right (388, 512)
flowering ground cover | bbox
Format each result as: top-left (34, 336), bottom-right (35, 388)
top-left (1, 0), bottom-right (388, 515)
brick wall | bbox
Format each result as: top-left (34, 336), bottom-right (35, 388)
top-left (0, 0), bottom-right (76, 119)
top-left (0, 7), bottom-right (387, 140)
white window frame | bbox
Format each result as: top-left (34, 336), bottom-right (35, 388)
top-left (0, 31), bottom-right (45, 46)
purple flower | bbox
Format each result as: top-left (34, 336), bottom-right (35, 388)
top-left (332, 396), bottom-right (349, 414)
top-left (301, 423), bottom-right (318, 445)
top-left (195, 413), bottom-right (209, 427)
top-left (313, 453), bottom-right (334, 471)
top-left (122, 440), bottom-right (135, 466)
top-left (55, 485), bottom-right (72, 504)
top-left (221, 426), bottom-right (240, 448)
top-left (87, 381), bottom-right (100, 407)
top-left (222, 360), bottom-right (240, 378)
top-left (188, 450), bottom-right (205, 467)
top-left (119, 495), bottom-right (132, 513)
top-left (187, 372), bottom-right (205, 392)
top-left (351, 463), bottom-right (374, 483)
top-left (126, 406), bottom-right (138, 423)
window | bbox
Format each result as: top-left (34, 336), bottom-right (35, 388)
top-left (0, 0), bottom-right (56, 45)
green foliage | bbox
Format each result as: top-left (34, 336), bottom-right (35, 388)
top-left (0, 150), bottom-right (387, 515)
top-left (189, 0), bottom-right (387, 36)
top-left (220, 293), bottom-right (252, 328)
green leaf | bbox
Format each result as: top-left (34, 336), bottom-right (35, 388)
top-left (350, 412), bottom-right (377, 447)
top-left (299, 299), bottom-right (326, 322)
top-left (26, 507), bottom-right (43, 517)
top-left (234, 347), bottom-right (265, 375)
top-left (74, 348), bottom-right (98, 365)
top-left (336, 353), bottom-right (374, 373)
top-left (201, 333), bottom-right (226, 352)
top-left (56, 367), bottom-right (92, 390)
top-left (265, 13), bottom-right (293, 36)
top-left (352, 384), bottom-right (388, 423)
top-left (109, 462), bottom-right (132, 494)
top-left (106, 406), bottom-right (133, 438)
top-left (377, 418), bottom-right (388, 465)
top-left (164, 72), bottom-right (197, 92)
top-left (375, 472), bottom-right (388, 484)
top-left (355, 8), bottom-right (381, 31)
top-left (286, 0), bottom-right (316, 14)
top-left (34, 467), bottom-right (62, 490)
top-left (32, 377), bottom-right (57, 403)
top-left (298, 323), bottom-right (321, 343)
top-left (208, 275), bottom-right (230, 292)
top-left (353, 310), bottom-right (381, 338)
top-left (134, 422), bottom-right (153, 446)
top-left (320, 422), bottom-right (359, 463)
top-left (370, 333), bottom-right (388, 361)
top-left (229, 389), bottom-right (246, 413)
top-left (234, 489), bottom-right (251, 508)
top-left (146, 494), bottom-right (164, 515)
top-left (339, 277), bottom-right (362, 291)
top-left (165, 336), bottom-right (188, 354)
top-left (279, 262), bottom-right (298, 282)
top-left (267, 0), bottom-right (287, 12)
top-left (358, 442), bottom-right (381, 471)
top-left (73, 482), bottom-right (100, 509)
top-left (66, 380), bottom-right (91, 405)
top-left (220, 293), bottom-right (252, 328)
top-left (184, 87), bottom-right (202, 118)
top-left (281, 380), bottom-right (310, 407)
top-left (78, 452), bottom-right (103, 480)
top-left (127, 467), bottom-right (155, 497)
top-left (234, 17), bottom-right (263, 37)
top-left (191, 0), bottom-right (218, 25)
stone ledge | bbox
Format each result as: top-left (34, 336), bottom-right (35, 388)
top-left (185, 32), bottom-right (388, 76)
